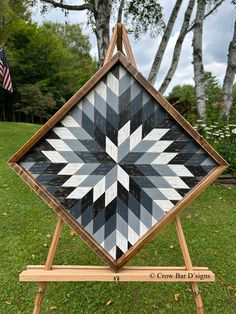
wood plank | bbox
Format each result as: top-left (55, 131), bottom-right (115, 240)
top-left (116, 23), bottom-right (123, 53)
top-left (122, 24), bottom-right (137, 68)
top-left (27, 265), bottom-right (209, 270)
top-left (104, 25), bottom-right (118, 65)
top-left (20, 266), bottom-right (215, 282)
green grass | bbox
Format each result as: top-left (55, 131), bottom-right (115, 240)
top-left (0, 121), bottom-right (236, 314)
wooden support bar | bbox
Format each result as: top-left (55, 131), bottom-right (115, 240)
top-left (32, 218), bottom-right (63, 314)
top-left (103, 25), bottom-right (118, 65)
top-left (122, 24), bottom-right (137, 68)
top-left (175, 216), bottom-right (204, 314)
top-left (116, 23), bottom-right (123, 53)
top-left (20, 266), bottom-right (214, 283)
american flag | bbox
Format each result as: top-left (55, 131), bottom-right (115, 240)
top-left (0, 48), bottom-right (13, 93)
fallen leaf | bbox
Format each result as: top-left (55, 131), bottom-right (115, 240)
top-left (174, 293), bottom-right (180, 301)
top-left (50, 305), bottom-right (57, 310)
top-left (3, 212), bottom-right (7, 216)
top-left (169, 245), bottom-right (174, 249)
top-left (70, 230), bottom-right (76, 236)
top-left (5, 301), bottom-right (11, 305)
top-left (220, 279), bottom-right (225, 286)
top-left (185, 214), bottom-right (191, 219)
top-left (106, 300), bottom-right (112, 306)
top-left (46, 234), bottom-right (51, 238)
top-left (227, 284), bottom-right (234, 291)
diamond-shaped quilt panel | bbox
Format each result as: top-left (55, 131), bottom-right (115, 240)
top-left (19, 63), bottom-right (217, 261)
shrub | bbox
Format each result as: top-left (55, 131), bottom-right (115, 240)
top-left (194, 120), bottom-right (236, 174)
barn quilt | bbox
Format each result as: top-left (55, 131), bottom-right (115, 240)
top-left (9, 53), bottom-right (227, 270)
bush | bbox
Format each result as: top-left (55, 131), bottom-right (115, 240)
top-left (194, 120), bottom-right (236, 174)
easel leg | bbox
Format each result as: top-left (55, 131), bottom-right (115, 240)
top-left (175, 216), bottom-right (203, 314)
top-left (32, 218), bottom-right (63, 314)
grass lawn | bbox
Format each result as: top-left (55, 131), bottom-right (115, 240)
top-left (0, 121), bottom-right (236, 314)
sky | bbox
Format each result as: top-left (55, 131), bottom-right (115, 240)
top-left (32, 0), bottom-right (236, 95)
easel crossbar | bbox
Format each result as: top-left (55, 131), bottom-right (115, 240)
top-left (20, 266), bottom-right (214, 282)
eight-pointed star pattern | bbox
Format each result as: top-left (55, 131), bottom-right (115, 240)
top-left (19, 63), bottom-right (218, 261)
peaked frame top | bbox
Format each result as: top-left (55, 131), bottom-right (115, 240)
top-left (8, 52), bottom-right (228, 271)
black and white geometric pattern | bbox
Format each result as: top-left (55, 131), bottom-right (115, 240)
top-left (19, 63), bottom-right (217, 260)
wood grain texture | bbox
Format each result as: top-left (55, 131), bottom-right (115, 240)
top-left (20, 266), bottom-right (215, 282)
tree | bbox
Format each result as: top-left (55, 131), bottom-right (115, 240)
top-left (0, 0), bottom-right (31, 46)
top-left (204, 71), bottom-right (221, 105)
top-left (40, 0), bottom-right (164, 66)
top-left (147, 0), bottom-right (225, 91)
top-left (192, 0), bottom-right (206, 121)
top-left (167, 72), bottom-right (221, 123)
top-left (221, 20), bottom-right (236, 119)
top-left (148, 0), bottom-right (183, 85)
top-left (14, 84), bottom-right (55, 123)
top-left (1, 19), bottom-right (97, 122)
top-left (158, 0), bottom-right (195, 95)
top-left (167, 84), bottom-right (196, 119)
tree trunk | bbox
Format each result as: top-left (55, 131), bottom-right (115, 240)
top-left (158, 0), bottom-right (195, 95)
top-left (193, 0), bottom-right (206, 121)
top-left (92, 0), bottom-right (112, 66)
top-left (42, 0), bottom-right (112, 66)
top-left (221, 20), bottom-right (236, 119)
top-left (148, 0), bottom-right (183, 85)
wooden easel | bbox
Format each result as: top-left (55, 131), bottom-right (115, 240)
top-left (20, 24), bottom-right (214, 314)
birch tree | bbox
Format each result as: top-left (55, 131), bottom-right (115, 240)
top-left (148, 0), bottom-right (183, 85)
top-left (147, 0), bottom-right (224, 90)
top-left (158, 0), bottom-right (195, 95)
top-left (192, 0), bottom-right (206, 120)
top-left (221, 20), bottom-right (236, 119)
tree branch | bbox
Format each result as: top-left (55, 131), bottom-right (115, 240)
top-left (187, 0), bottom-right (225, 33)
top-left (41, 0), bottom-right (92, 11)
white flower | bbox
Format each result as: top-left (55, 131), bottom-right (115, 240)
top-left (232, 128), bottom-right (236, 134)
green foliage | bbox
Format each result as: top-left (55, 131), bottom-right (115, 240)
top-left (124, 0), bottom-right (165, 38)
top-left (168, 75), bottom-right (236, 173)
top-left (0, 0), bottom-right (31, 45)
top-left (14, 84), bottom-right (55, 123)
top-left (1, 122), bottom-right (236, 314)
top-left (204, 71), bottom-right (222, 123)
top-left (2, 19), bottom-right (97, 122)
top-left (167, 72), bottom-right (227, 124)
top-left (194, 120), bottom-right (236, 174)
top-left (167, 84), bottom-right (196, 122)
top-left (43, 22), bottom-right (91, 55)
